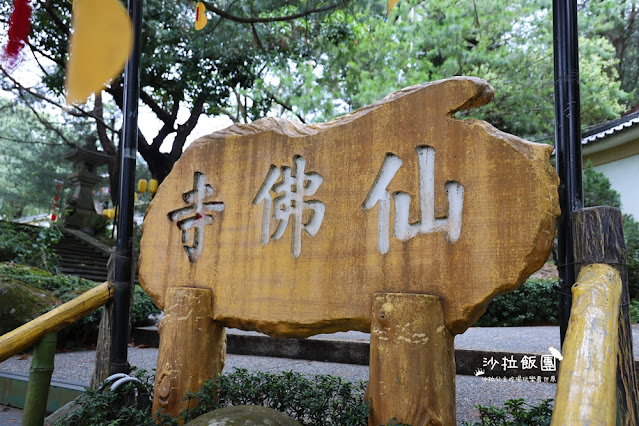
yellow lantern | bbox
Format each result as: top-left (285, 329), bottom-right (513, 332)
top-left (137, 179), bottom-right (148, 193)
top-left (134, 192), bottom-right (138, 203)
top-left (148, 179), bottom-right (158, 194)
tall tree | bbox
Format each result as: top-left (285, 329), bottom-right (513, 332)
top-left (0, 99), bottom-right (73, 218)
top-left (0, 0), bottom-right (633, 203)
top-left (0, 0), bottom-right (360, 199)
top-left (269, 0), bottom-right (631, 140)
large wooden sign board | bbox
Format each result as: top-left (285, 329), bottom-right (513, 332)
top-left (139, 77), bottom-right (559, 337)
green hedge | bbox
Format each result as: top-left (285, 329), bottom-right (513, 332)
top-left (57, 367), bottom-right (553, 426)
top-left (474, 278), bottom-right (559, 327)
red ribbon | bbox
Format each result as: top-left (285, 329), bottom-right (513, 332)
top-left (3, 0), bottom-right (32, 68)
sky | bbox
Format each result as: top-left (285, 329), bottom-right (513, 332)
top-left (6, 46), bottom-right (234, 155)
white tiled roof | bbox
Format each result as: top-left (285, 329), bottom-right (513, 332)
top-left (582, 114), bottom-right (639, 145)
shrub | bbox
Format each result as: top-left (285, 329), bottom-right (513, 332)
top-left (56, 368), bottom-right (369, 425)
top-left (474, 278), bottom-right (559, 327)
top-left (181, 369), bottom-right (369, 425)
top-left (0, 221), bottom-right (61, 272)
top-left (57, 368), bottom-right (554, 426)
top-left (55, 367), bottom-right (160, 426)
top-left (463, 398), bottom-right (553, 425)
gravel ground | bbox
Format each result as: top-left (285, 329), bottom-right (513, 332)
top-left (0, 348), bottom-right (556, 424)
top-left (0, 326), bottom-right (575, 424)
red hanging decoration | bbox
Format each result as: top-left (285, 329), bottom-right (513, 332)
top-left (2, 0), bottom-right (33, 68)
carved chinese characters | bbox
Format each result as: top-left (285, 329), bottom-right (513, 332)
top-left (363, 146), bottom-right (464, 254)
top-left (139, 77), bottom-right (559, 337)
top-left (253, 155), bottom-right (325, 258)
top-left (167, 172), bottom-right (225, 262)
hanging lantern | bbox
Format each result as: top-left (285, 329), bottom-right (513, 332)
top-left (148, 179), bottom-right (158, 194)
top-left (137, 179), bottom-right (147, 193)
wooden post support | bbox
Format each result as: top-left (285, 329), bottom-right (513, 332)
top-left (90, 302), bottom-right (114, 389)
top-left (367, 293), bottom-right (455, 426)
top-left (152, 287), bottom-right (226, 420)
top-left (551, 264), bottom-right (622, 425)
top-left (572, 207), bottom-right (639, 425)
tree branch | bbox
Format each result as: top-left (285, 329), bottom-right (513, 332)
top-left (201, 0), bottom-right (348, 24)
top-left (140, 90), bottom-right (174, 124)
top-left (0, 66), bottom-right (118, 132)
top-left (251, 23), bottom-right (265, 50)
top-left (0, 134), bottom-right (68, 146)
top-left (41, 0), bottom-right (71, 37)
top-left (94, 93), bottom-right (116, 155)
top-left (19, 94), bottom-right (76, 148)
top-left (171, 93), bottom-right (207, 159)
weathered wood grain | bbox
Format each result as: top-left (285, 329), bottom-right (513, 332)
top-left (139, 77), bottom-right (559, 337)
top-left (551, 264), bottom-right (621, 425)
top-left (367, 293), bottom-right (455, 426)
top-left (571, 207), bottom-right (639, 425)
top-left (152, 287), bottom-right (226, 420)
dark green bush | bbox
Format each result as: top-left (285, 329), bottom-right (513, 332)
top-left (54, 367), bottom-right (161, 426)
top-left (57, 368), bottom-right (554, 426)
top-left (57, 368), bottom-right (369, 425)
top-left (0, 221), bottom-right (61, 272)
top-left (474, 278), bottom-right (558, 327)
top-left (463, 398), bottom-right (553, 425)
top-left (182, 369), bottom-right (369, 425)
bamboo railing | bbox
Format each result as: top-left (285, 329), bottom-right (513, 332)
top-left (0, 281), bottom-right (113, 363)
top-left (0, 281), bottom-right (113, 425)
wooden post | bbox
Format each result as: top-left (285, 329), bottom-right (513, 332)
top-left (551, 264), bottom-right (621, 425)
top-left (572, 207), bottom-right (639, 425)
top-left (367, 293), bottom-right (455, 426)
top-left (90, 302), bottom-right (114, 389)
top-left (152, 287), bottom-right (226, 421)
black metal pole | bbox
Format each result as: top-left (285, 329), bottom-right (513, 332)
top-left (109, 0), bottom-right (143, 375)
top-left (553, 0), bottom-right (583, 346)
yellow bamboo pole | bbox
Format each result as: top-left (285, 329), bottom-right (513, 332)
top-left (551, 264), bottom-right (622, 425)
top-left (0, 281), bottom-right (113, 363)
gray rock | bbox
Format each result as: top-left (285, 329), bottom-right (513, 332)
top-left (0, 275), bottom-right (58, 334)
top-left (43, 397), bottom-right (83, 426)
top-left (185, 405), bottom-right (301, 426)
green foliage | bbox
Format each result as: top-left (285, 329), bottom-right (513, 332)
top-left (630, 299), bottom-right (639, 324)
top-left (463, 398), bottom-right (553, 425)
top-left (55, 367), bottom-right (159, 426)
top-left (625, 214), bottom-right (639, 300)
top-left (475, 278), bottom-right (558, 327)
top-left (56, 368), bottom-right (554, 426)
top-left (181, 369), bottom-right (369, 425)
top-left (0, 100), bottom-right (72, 218)
top-left (0, 263), bottom-right (160, 345)
top-left (583, 161), bottom-right (639, 298)
top-left (57, 368), bottom-right (369, 425)
top-left (278, 0), bottom-right (631, 141)
top-left (0, 221), bottom-right (62, 272)
top-left (583, 160), bottom-right (622, 208)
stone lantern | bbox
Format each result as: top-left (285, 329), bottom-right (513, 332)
top-left (63, 137), bottom-right (113, 229)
